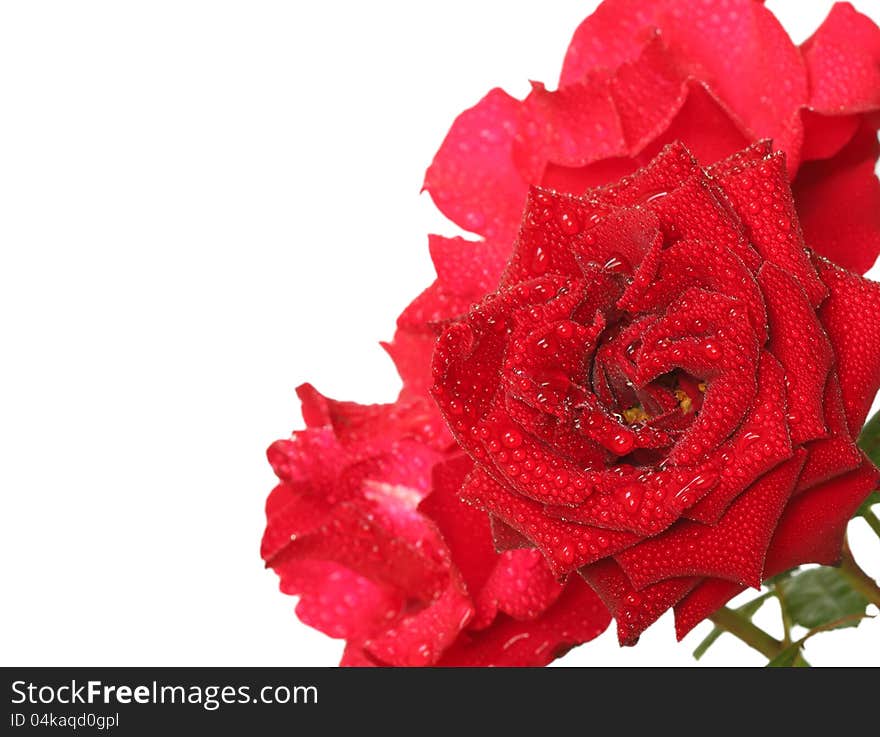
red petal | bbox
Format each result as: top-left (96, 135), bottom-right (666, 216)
top-left (262, 479), bottom-right (336, 561)
top-left (616, 452), bottom-right (805, 589)
top-left (801, 2), bottom-right (880, 115)
top-left (597, 140), bottom-right (700, 205)
top-left (685, 351), bottom-right (793, 523)
top-left (430, 234), bottom-right (507, 297)
top-left (501, 187), bottom-right (614, 288)
top-left (397, 279), bottom-right (474, 328)
top-left (764, 459), bottom-right (880, 571)
top-left (267, 502), bottom-right (445, 600)
top-left (610, 34), bottom-right (688, 154)
top-left (460, 468), bottom-right (639, 575)
top-left (437, 576), bottom-right (610, 666)
top-left (546, 461), bottom-right (717, 536)
top-left (642, 81), bottom-right (750, 164)
top-left (513, 80), bottom-right (626, 178)
top-left (364, 581), bottom-right (473, 667)
top-left (282, 560), bottom-right (401, 641)
top-left (797, 370), bottom-right (862, 492)
top-left (620, 238), bottom-right (766, 340)
top-left (814, 255), bottom-right (880, 433)
top-left (674, 460), bottom-right (879, 638)
top-left (672, 577), bottom-right (742, 642)
top-left (636, 288), bottom-right (760, 465)
top-left (381, 328), bottom-right (436, 399)
top-left (716, 152), bottom-right (826, 305)
top-left (560, 0), bottom-right (663, 87)
top-left (757, 261), bottom-right (832, 444)
top-left (541, 156), bottom-right (639, 195)
top-left (423, 88), bottom-right (527, 242)
top-left (580, 558), bottom-right (695, 645)
top-left (473, 549), bottom-right (564, 628)
top-left (340, 645), bottom-right (378, 667)
top-left (708, 139), bottom-right (773, 180)
top-left (645, 174), bottom-right (762, 272)
top-left (657, 0), bottom-right (807, 171)
top-left (800, 109), bottom-right (860, 163)
top-left (794, 124), bottom-right (880, 275)
top-left (418, 456), bottom-right (494, 604)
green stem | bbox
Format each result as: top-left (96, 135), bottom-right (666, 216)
top-left (839, 539), bottom-right (880, 608)
top-left (861, 508), bottom-right (880, 541)
top-left (774, 584), bottom-right (793, 647)
top-left (708, 607), bottom-right (783, 659)
top-left (708, 606), bottom-right (810, 666)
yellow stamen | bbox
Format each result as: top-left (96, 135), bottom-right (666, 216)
top-left (623, 405), bottom-right (649, 424)
top-left (675, 389), bottom-right (693, 414)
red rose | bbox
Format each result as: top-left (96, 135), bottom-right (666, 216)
top-left (265, 0), bottom-right (880, 666)
top-left (431, 140), bottom-right (880, 644)
top-left (262, 384), bottom-right (610, 665)
top-left (405, 0), bottom-right (880, 358)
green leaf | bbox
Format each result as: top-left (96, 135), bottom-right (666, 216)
top-left (765, 568), bottom-right (799, 587)
top-left (764, 613), bottom-right (870, 667)
top-left (857, 409), bottom-right (880, 466)
top-left (692, 592), bottom-right (771, 660)
top-left (780, 567), bottom-right (869, 631)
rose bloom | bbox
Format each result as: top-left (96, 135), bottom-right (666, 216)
top-left (264, 0), bottom-right (880, 665)
top-left (431, 139), bottom-right (880, 644)
top-left (262, 385), bottom-right (610, 665)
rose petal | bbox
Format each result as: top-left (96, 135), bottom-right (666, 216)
top-left (579, 558), bottom-right (696, 645)
top-left (685, 351), bottom-right (793, 523)
top-left (437, 576), bottom-right (610, 666)
top-left (423, 88), bottom-right (527, 242)
top-left (430, 234), bottom-right (508, 296)
top-left (674, 460), bottom-right (879, 639)
top-left (716, 152), bottom-right (826, 305)
top-left (560, 0), bottom-right (663, 87)
top-left (282, 561), bottom-right (401, 641)
top-left (794, 123), bottom-right (880, 275)
top-left (801, 2), bottom-right (880, 114)
top-left (797, 370), bottom-right (863, 492)
top-left (641, 81), bottom-right (751, 164)
top-left (418, 455), bottom-right (494, 602)
top-left (657, 0), bottom-right (807, 171)
top-left (474, 549), bottom-right (564, 628)
top-left (616, 451), bottom-right (805, 589)
top-left (800, 109), bottom-right (860, 163)
top-left (364, 581), bottom-right (473, 667)
top-left (757, 261), bottom-right (832, 444)
top-left (513, 79), bottom-right (626, 179)
top-left (381, 327), bottom-right (437, 399)
top-left (813, 254), bottom-right (880, 433)
top-left (460, 468), bottom-right (639, 575)
top-left (610, 34), bottom-right (688, 154)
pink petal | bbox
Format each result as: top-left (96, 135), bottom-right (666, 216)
top-left (423, 88), bottom-right (527, 242)
top-left (560, 0), bottom-right (663, 87)
top-left (801, 2), bottom-right (880, 114)
top-left (513, 80), bottom-right (626, 179)
top-left (437, 577), bottom-right (610, 666)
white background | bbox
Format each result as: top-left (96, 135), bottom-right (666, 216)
top-left (1, 0), bottom-right (879, 667)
